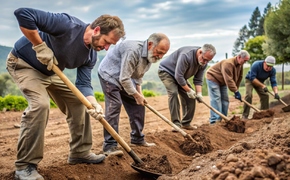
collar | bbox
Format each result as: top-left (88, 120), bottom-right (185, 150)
top-left (141, 40), bottom-right (148, 58)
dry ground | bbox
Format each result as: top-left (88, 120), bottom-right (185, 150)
top-left (0, 94), bottom-right (289, 180)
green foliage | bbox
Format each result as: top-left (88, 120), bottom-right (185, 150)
top-left (0, 73), bottom-right (22, 96)
top-left (248, 7), bottom-right (262, 38)
top-left (94, 91), bottom-right (105, 102)
top-left (263, 0), bottom-right (290, 64)
top-left (50, 99), bottom-right (57, 108)
top-left (244, 36), bottom-right (267, 65)
top-left (142, 89), bottom-right (157, 97)
top-left (232, 3), bottom-right (272, 56)
top-left (0, 94), bottom-right (28, 111)
top-left (232, 25), bottom-right (249, 56)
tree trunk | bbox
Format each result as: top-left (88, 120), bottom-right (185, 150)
top-left (282, 63), bottom-right (284, 90)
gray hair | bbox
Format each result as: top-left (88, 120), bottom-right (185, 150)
top-left (201, 44), bottom-right (216, 56)
top-left (238, 50), bottom-right (250, 59)
top-left (148, 33), bottom-right (169, 46)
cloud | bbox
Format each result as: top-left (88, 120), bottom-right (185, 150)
top-left (0, 0), bottom-right (279, 61)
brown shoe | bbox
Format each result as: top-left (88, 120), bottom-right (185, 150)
top-left (130, 142), bottom-right (156, 147)
top-left (181, 125), bottom-right (197, 130)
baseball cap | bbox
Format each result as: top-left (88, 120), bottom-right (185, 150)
top-left (265, 56), bottom-right (276, 67)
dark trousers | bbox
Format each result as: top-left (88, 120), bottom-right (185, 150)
top-left (158, 70), bottom-right (196, 127)
top-left (98, 74), bottom-right (145, 151)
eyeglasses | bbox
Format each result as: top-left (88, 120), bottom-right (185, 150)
top-left (201, 55), bottom-right (212, 63)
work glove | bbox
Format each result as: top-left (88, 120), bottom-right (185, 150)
top-left (86, 102), bottom-right (104, 120)
top-left (32, 42), bottom-right (58, 71)
top-left (274, 93), bottom-right (280, 100)
top-left (187, 89), bottom-right (196, 99)
top-left (196, 92), bottom-right (203, 103)
top-left (263, 87), bottom-right (268, 93)
top-left (234, 91), bottom-right (242, 102)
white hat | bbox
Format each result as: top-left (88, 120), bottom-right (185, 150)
top-left (265, 56), bottom-right (276, 67)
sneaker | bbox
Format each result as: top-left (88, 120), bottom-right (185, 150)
top-left (130, 142), bottom-right (156, 147)
top-left (181, 125), bottom-right (197, 130)
top-left (15, 164), bottom-right (44, 180)
top-left (104, 147), bottom-right (124, 157)
top-left (68, 152), bottom-right (105, 165)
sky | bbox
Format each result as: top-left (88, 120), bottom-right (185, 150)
top-left (0, 0), bottom-right (279, 61)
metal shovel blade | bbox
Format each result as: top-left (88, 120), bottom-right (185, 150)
top-left (282, 105), bottom-right (290, 112)
top-left (130, 163), bottom-right (163, 179)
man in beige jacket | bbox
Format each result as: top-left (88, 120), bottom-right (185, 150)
top-left (206, 50), bottom-right (250, 124)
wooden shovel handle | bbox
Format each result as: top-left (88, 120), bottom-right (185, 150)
top-left (241, 99), bottom-right (261, 112)
top-left (200, 100), bottom-right (231, 122)
top-left (52, 65), bottom-right (143, 164)
top-left (144, 104), bottom-right (188, 137)
top-left (267, 91), bottom-right (288, 106)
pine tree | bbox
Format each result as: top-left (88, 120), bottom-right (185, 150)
top-left (257, 2), bottom-right (272, 36)
top-left (248, 7), bottom-right (261, 38)
top-left (232, 25), bottom-right (249, 56)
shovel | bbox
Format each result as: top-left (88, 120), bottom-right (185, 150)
top-left (241, 99), bottom-right (274, 119)
top-left (198, 100), bottom-right (231, 122)
top-left (267, 91), bottom-right (290, 112)
top-left (144, 103), bottom-right (194, 142)
top-left (198, 98), bottom-right (245, 133)
top-left (51, 65), bottom-right (162, 177)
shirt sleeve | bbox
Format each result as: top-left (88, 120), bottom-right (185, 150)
top-left (14, 8), bottom-right (70, 34)
top-left (119, 50), bottom-right (139, 95)
top-left (270, 68), bottom-right (278, 87)
top-left (221, 63), bottom-right (238, 92)
top-left (248, 63), bottom-right (259, 81)
top-left (193, 66), bottom-right (207, 86)
top-left (175, 54), bottom-right (189, 86)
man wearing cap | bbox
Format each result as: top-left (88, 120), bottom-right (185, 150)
top-left (242, 56), bottom-right (279, 119)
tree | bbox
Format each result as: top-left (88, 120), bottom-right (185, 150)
top-left (263, 0), bottom-right (290, 89)
top-left (232, 25), bottom-right (249, 56)
top-left (257, 2), bottom-right (272, 36)
top-left (248, 7), bottom-right (261, 38)
top-left (0, 73), bottom-right (21, 97)
top-left (244, 36), bottom-right (266, 65)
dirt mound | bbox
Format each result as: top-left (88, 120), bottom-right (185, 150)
top-left (0, 95), bottom-right (290, 179)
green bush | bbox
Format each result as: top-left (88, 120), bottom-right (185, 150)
top-left (142, 89), bottom-right (157, 97)
top-left (94, 91), bottom-right (105, 102)
top-left (1, 94), bottom-right (28, 111)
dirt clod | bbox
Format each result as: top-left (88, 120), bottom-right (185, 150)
top-left (224, 115), bottom-right (245, 133)
top-left (179, 131), bottom-right (213, 156)
top-left (252, 109), bottom-right (275, 119)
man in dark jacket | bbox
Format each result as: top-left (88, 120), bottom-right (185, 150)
top-left (7, 7), bottom-right (125, 180)
top-left (158, 44), bottom-right (216, 131)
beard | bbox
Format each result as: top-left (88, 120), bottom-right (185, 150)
top-left (198, 60), bottom-right (206, 67)
top-left (91, 35), bottom-right (103, 51)
top-left (147, 47), bottom-right (160, 63)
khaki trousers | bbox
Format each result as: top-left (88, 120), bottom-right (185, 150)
top-left (243, 79), bottom-right (269, 118)
top-left (6, 52), bottom-right (92, 170)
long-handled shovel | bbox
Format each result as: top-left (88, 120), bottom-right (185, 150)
top-left (241, 99), bottom-right (274, 119)
top-left (198, 98), bottom-right (245, 133)
top-left (267, 91), bottom-right (290, 112)
top-left (144, 103), bottom-right (194, 142)
top-left (51, 65), bottom-right (163, 177)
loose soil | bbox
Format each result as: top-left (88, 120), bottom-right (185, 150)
top-left (0, 94), bottom-right (290, 180)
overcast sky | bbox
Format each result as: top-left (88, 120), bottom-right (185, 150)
top-left (1, 0), bottom-right (279, 61)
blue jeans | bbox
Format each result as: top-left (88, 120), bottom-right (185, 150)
top-left (98, 74), bottom-right (145, 152)
top-left (206, 79), bottom-right (229, 124)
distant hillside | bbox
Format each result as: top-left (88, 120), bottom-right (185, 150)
top-left (0, 45), bottom-right (12, 73)
top-left (0, 45), bottom-right (164, 94)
